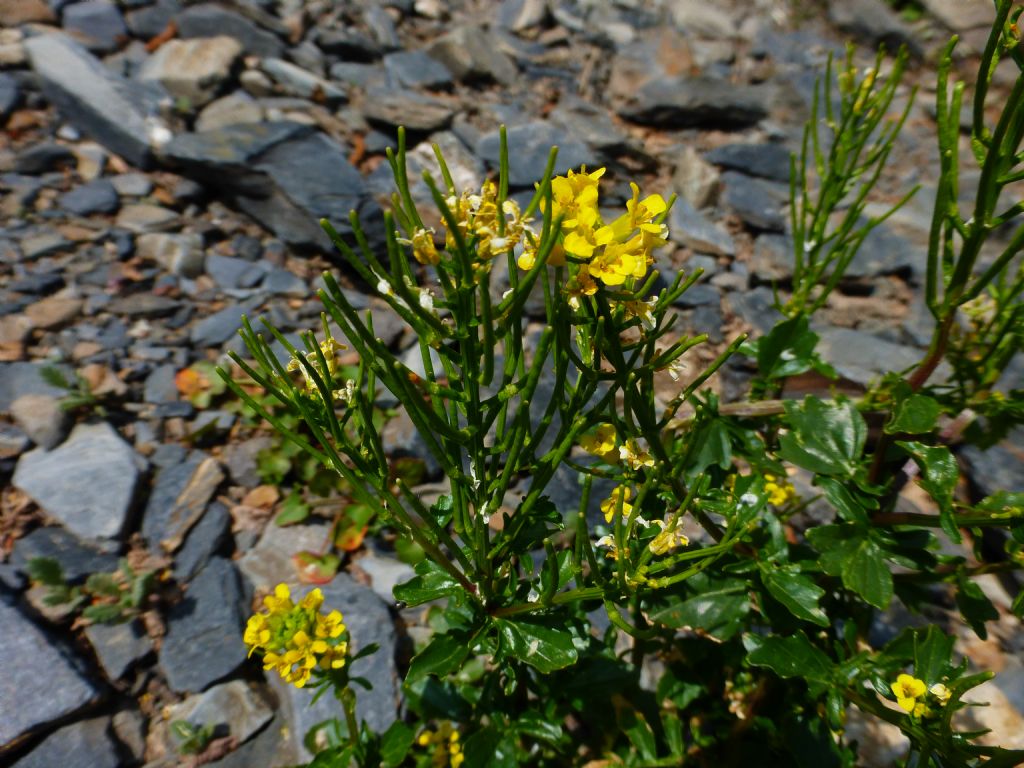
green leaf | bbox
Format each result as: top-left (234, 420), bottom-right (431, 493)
top-left (806, 525), bottom-right (892, 609)
top-left (817, 477), bottom-right (873, 523)
top-left (618, 707), bottom-right (657, 760)
top-left (427, 495), bottom-right (454, 528)
top-left (514, 712), bottom-right (563, 746)
top-left (380, 721), bottom-right (414, 767)
top-left (647, 576), bottom-right (750, 641)
top-left (955, 576), bottom-right (999, 640)
top-left (779, 396), bottom-right (866, 477)
top-left (885, 393), bottom-right (941, 435)
top-left (85, 572), bottom-right (121, 598)
top-left (689, 419), bottom-right (732, 473)
top-left (744, 632), bottom-right (834, 687)
top-left (26, 557), bottom-right (65, 587)
top-left (275, 490), bottom-right (310, 526)
top-left (913, 625), bottom-right (955, 685)
top-left (975, 491), bottom-right (1024, 516)
top-left (83, 603), bottom-right (127, 624)
top-left (896, 440), bottom-right (960, 542)
top-left (393, 559), bottom-right (463, 606)
top-left (495, 618), bottom-right (578, 673)
top-left (755, 315), bottom-right (823, 380)
top-left (760, 565), bottom-right (829, 626)
top-left (406, 631), bottom-right (471, 683)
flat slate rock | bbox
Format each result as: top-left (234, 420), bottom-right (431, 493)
top-left (13, 422), bottom-right (143, 544)
top-left (9, 525), bottom-right (119, 583)
top-left (0, 599), bottom-right (100, 747)
top-left (84, 620), bottom-right (153, 680)
top-left (11, 716), bottom-right (120, 768)
top-left (620, 75), bottom-right (768, 129)
top-left (58, 178), bottom-right (120, 215)
top-left (477, 121), bottom-right (591, 188)
top-left (0, 361), bottom-right (71, 412)
top-left (705, 142), bottom-right (792, 183)
top-left (24, 33), bottom-right (167, 169)
top-left (176, 3), bottom-right (284, 59)
top-left (164, 680), bottom-right (273, 750)
top-left (815, 327), bottom-right (942, 387)
top-left (720, 170), bottom-right (788, 232)
top-left (141, 451), bottom-right (224, 552)
top-left (668, 198), bottom-right (735, 257)
top-left (161, 557), bottom-right (247, 693)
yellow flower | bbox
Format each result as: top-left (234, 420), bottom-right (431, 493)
top-left (929, 683), bottom-right (951, 705)
top-left (416, 722), bottom-right (462, 767)
top-left (764, 473), bottom-right (798, 507)
top-left (595, 534), bottom-right (620, 559)
top-left (648, 519), bottom-right (689, 555)
top-left (892, 674), bottom-right (927, 712)
top-left (580, 423), bottom-right (617, 458)
top-left (244, 582), bottom-right (348, 689)
top-left (619, 438), bottom-right (654, 471)
top-left (566, 263), bottom-right (598, 310)
top-left (600, 486), bottom-right (633, 523)
top-left (287, 337), bottom-right (347, 398)
top-left (549, 167), bottom-right (605, 230)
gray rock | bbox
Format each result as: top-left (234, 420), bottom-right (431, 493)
top-left (61, 1), bottom-right (127, 54)
top-left (222, 436), bottom-right (274, 488)
top-left (816, 327), bottom-right (939, 387)
top-left (195, 91), bottom-right (263, 132)
top-left (24, 33), bottom-right (165, 169)
top-left (9, 393), bottom-right (70, 449)
top-left (364, 3), bottom-right (400, 51)
top-left (237, 521), bottom-right (332, 593)
top-left (112, 710), bottom-right (147, 763)
top-left (206, 253), bottom-right (266, 289)
top-left (12, 142), bottom-right (76, 174)
top-left (161, 557), bottom-right (247, 693)
top-left (105, 293), bottom-right (181, 318)
top-left (138, 36), bottom-right (242, 109)
top-left (750, 233), bottom-right (793, 281)
top-left (176, 4), bottom-right (283, 58)
top-left (124, 0), bottom-right (181, 39)
top-left (11, 716), bottom-right (119, 768)
top-left (19, 231), bottom-right (73, 260)
top-left (164, 680), bottom-right (273, 749)
top-left (672, 282), bottom-right (720, 308)
top-left (58, 178), bottom-right (120, 215)
top-left (261, 58), bottom-right (346, 104)
top-left (273, 574), bottom-right (399, 761)
top-left (0, 362), bottom-right (69, 411)
top-left (190, 300), bottom-right (260, 347)
top-left (115, 203), bottom-right (179, 232)
top-left (160, 122), bottom-right (378, 250)
top-left (13, 423), bottom-right (142, 543)
top-left (355, 549), bottom-right (415, 603)
top-left (477, 121), bottom-right (591, 188)
top-left (174, 500), bottom-right (230, 582)
top-left (260, 267), bottom-right (307, 296)
top-left (427, 25), bottom-right (517, 84)
top-left (720, 170), bottom-right (788, 232)
top-left (725, 286), bottom-right (783, 335)
top-left (9, 525), bottom-right (119, 583)
top-left (669, 0), bottom-right (735, 38)
top-left (0, 72), bottom-right (22, 122)
top-left (0, 599), bottom-right (101, 747)
top-left (668, 198), bottom-right (735, 257)
top-left (383, 49), bottom-right (453, 90)
top-left (0, 422), bottom-right (30, 459)
top-left (705, 142), bottom-right (792, 183)
top-left (620, 75), bottom-right (767, 129)
top-left (381, 407), bottom-right (441, 479)
top-left (961, 427), bottom-right (1024, 497)
top-left (497, 0), bottom-right (548, 30)
top-left (109, 172), bottom-right (153, 196)
top-left (848, 223), bottom-right (918, 279)
top-left (141, 452), bottom-right (224, 552)
top-left (672, 145), bottom-right (721, 208)
top-left (84, 620), bottom-right (153, 680)
top-left (136, 232), bottom-right (205, 278)
top-left (828, 0), bottom-right (922, 58)
top-left (143, 363), bottom-right (179, 404)
top-left (363, 88), bottom-right (454, 132)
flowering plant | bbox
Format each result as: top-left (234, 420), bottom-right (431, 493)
top-left (226, 4), bottom-right (1024, 765)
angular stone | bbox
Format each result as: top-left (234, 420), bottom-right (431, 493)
top-left (59, 178), bottom-right (120, 215)
top-left (11, 716), bottom-right (119, 768)
top-left (61, 0), bottom-right (126, 54)
top-left (0, 361), bottom-right (70, 411)
top-left (816, 327), bottom-right (942, 387)
top-left (705, 142), bottom-right (792, 183)
top-left (138, 36), bottom-right (242, 109)
top-left (142, 452), bottom-right (224, 552)
top-left (176, 4), bottom-right (284, 59)
top-left (427, 25), bottom-right (517, 84)
top-left (0, 0), bottom-right (55, 25)
top-left (124, 0), bottom-right (181, 39)
top-left (668, 198), bottom-right (734, 257)
top-left (720, 170), bottom-right (788, 232)
top-left (0, 599), bottom-right (101, 746)
top-left (725, 286), bottom-right (783, 335)
top-left (828, 0), bottom-right (922, 58)
top-left (9, 525), bottom-right (119, 583)
top-left (961, 427), bottom-right (1024, 497)
top-left (109, 172), bottom-right (152, 197)
top-left (190, 300), bottom-right (259, 347)
top-left (497, 0), bottom-right (548, 31)
top-left (195, 91), bottom-right (262, 132)
top-left (205, 253), bottom-right (265, 289)
top-left (0, 72), bottom-right (22, 122)
top-left (672, 145), bottom-right (720, 208)
top-left (10, 393), bottom-right (70, 449)
top-left (161, 557), bottom-right (246, 693)
top-left (237, 521), bottom-right (332, 594)
top-left (272, 575), bottom-right (398, 762)
top-left (363, 88), bottom-right (453, 132)
top-left (164, 680), bottom-right (273, 750)
top-left (20, 231), bottom-right (73, 260)
top-left (115, 203), bottom-right (179, 233)
top-left (105, 293), bottom-right (181, 319)
top-left (136, 232), bottom-right (206, 278)
top-left (383, 49), bottom-right (453, 89)
top-left (12, 142), bottom-right (76, 175)
top-left (13, 423), bottom-right (142, 543)
top-left (261, 58), bottom-right (346, 104)
top-left (24, 295), bottom-right (83, 329)
top-left (477, 120), bottom-right (591, 189)
top-left (620, 75), bottom-right (767, 129)
top-left (25, 33), bottom-right (165, 168)
top-left (174, 500), bottom-right (230, 582)
top-left (84, 619), bottom-right (153, 680)
top-left (669, 0), bottom-right (735, 38)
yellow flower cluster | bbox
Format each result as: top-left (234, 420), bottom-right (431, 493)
top-left (287, 337), bottom-right (348, 399)
top-left (518, 167), bottom-right (668, 306)
top-left (600, 486), bottom-right (633, 523)
top-left (890, 674), bottom-right (952, 717)
top-left (764, 473), bottom-right (798, 507)
top-left (417, 722), bottom-right (464, 767)
top-left (244, 583), bottom-right (348, 689)
top-left (648, 519), bottom-right (689, 555)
